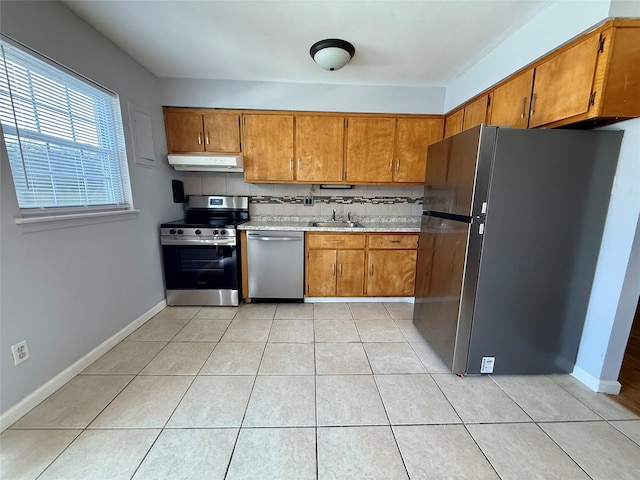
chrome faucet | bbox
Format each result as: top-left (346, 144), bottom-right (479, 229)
top-left (331, 209), bottom-right (336, 221)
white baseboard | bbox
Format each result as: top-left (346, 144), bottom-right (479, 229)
top-left (571, 365), bottom-right (622, 394)
top-left (304, 297), bottom-right (415, 303)
top-left (0, 299), bottom-right (167, 432)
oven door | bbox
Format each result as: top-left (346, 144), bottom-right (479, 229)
top-left (162, 243), bottom-right (239, 291)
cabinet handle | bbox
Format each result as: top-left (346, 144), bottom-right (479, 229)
top-left (389, 160), bottom-right (393, 171)
top-left (370, 264), bottom-right (374, 276)
top-left (205, 131), bottom-right (210, 145)
top-left (290, 158), bottom-right (293, 170)
top-left (198, 132), bottom-right (202, 145)
top-left (396, 159), bottom-right (400, 172)
top-left (520, 98), bottom-right (527, 119)
top-left (389, 240), bottom-right (401, 243)
top-left (339, 264), bottom-right (343, 275)
top-left (530, 93), bottom-right (537, 116)
top-left (332, 264), bottom-right (336, 276)
top-left (332, 240), bottom-right (344, 244)
top-left (297, 158), bottom-right (301, 170)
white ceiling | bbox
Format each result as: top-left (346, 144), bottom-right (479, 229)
top-left (62, 0), bottom-right (556, 87)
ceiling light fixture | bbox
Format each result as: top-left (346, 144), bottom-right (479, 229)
top-left (309, 39), bottom-right (355, 71)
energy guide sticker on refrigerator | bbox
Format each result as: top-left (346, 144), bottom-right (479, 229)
top-left (412, 125), bottom-right (623, 375)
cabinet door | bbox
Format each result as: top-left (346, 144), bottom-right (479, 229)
top-left (164, 109), bottom-right (205, 153)
top-left (345, 117), bottom-right (395, 182)
top-left (307, 249), bottom-right (336, 296)
top-left (367, 250), bottom-right (417, 297)
top-left (337, 250), bottom-right (365, 296)
top-left (444, 109), bottom-right (464, 138)
top-left (296, 115), bottom-right (344, 182)
top-left (462, 95), bottom-right (490, 130)
top-left (490, 69), bottom-right (535, 129)
top-left (243, 114), bottom-right (294, 182)
top-left (203, 112), bottom-right (241, 153)
top-left (394, 118), bottom-right (444, 183)
top-left (529, 35), bottom-right (600, 128)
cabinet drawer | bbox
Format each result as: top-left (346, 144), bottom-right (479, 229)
top-left (367, 234), bottom-right (418, 249)
top-left (307, 233), bottom-right (366, 249)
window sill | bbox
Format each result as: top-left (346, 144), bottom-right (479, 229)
top-left (15, 209), bottom-right (140, 233)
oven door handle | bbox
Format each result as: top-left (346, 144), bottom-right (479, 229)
top-left (161, 237), bottom-right (236, 246)
top-left (247, 235), bottom-right (302, 242)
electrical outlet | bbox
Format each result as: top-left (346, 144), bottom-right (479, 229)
top-left (11, 340), bottom-right (30, 366)
top-left (480, 356), bottom-right (495, 374)
top-left (303, 197), bottom-right (314, 206)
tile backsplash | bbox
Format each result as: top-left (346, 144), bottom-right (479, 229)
top-left (182, 172), bottom-right (424, 219)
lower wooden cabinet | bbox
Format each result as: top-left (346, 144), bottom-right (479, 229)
top-left (306, 233), bottom-right (366, 297)
top-left (366, 234), bottom-right (418, 297)
top-left (305, 232), bottom-right (418, 297)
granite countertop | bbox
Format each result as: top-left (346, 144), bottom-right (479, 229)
top-left (239, 216), bottom-right (421, 233)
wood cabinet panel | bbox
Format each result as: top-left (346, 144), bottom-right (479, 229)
top-left (243, 114), bottom-right (294, 182)
top-left (337, 250), bottom-right (365, 296)
top-left (444, 109), bottom-right (464, 138)
top-left (462, 95), bottom-right (489, 130)
top-left (490, 69), bottom-right (535, 129)
top-left (345, 117), bottom-right (396, 182)
top-left (307, 249), bottom-right (337, 296)
top-left (368, 234), bottom-right (419, 249)
top-left (306, 233), bottom-right (366, 297)
top-left (307, 234), bottom-right (366, 249)
top-left (295, 115), bottom-right (344, 183)
top-left (529, 35), bottom-right (600, 128)
top-left (598, 26), bottom-right (640, 117)
top-left (394, 118), bottom-right (444, 183)
top-left (203, 112), bottom-right (241, 152)
top-left (164, 109), bottom-right (205, 153)
top-left (367, 250), bottom-right (417, 297)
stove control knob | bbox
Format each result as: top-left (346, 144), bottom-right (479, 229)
top-left (195, 229), bottom-right (201, 235)
top-left (219, 229), bottom-right (228, 236)
top-left (169, 229), bottom-right (176, 235)
top-left (177, 229), bottom-right (184, 235)
top-left (212, 229), bottom-right (219, 236)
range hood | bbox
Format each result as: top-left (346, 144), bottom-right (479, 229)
top-left (167, 154), bottom-right (244, 172)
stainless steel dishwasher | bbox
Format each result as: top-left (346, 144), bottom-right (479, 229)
top-left (246, 231), bottom-right (304, 299)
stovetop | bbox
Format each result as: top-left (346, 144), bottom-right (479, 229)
top-left (160, 195), bottom-right (249, 238)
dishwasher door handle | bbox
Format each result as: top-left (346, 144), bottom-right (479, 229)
top-left (247, 235), bottom-right (302, 242)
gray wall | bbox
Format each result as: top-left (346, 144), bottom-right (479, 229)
top-left (0, 1), bottom-right (182, 413)
top-left (160, 78), bottom-right (446, 114)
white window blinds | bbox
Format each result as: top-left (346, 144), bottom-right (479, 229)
top-left (0, 37), bottom-right (133, 215)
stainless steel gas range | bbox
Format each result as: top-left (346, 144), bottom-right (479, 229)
top-left (160, 195), bottom-right (249, 306)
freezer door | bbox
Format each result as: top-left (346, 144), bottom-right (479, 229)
top-left (423, 125), bottom-right (495, 219)
top-left (413, 214), bottom-right (478, 373)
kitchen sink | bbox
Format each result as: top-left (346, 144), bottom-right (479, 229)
top-left (312, 221), bottom-right (362, 228)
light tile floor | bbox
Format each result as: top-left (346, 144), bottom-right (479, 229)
top-left (2, 302), bottom-right (640, 479)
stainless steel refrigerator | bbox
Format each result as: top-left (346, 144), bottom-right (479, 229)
top-left (413, 125), bottom-right (623, 375)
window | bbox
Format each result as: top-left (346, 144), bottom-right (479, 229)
top-left (0, 36), bottom-right (133, 220)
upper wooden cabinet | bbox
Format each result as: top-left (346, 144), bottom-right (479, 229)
top-left (462, 94), bottom-right (490, 130)
top-left (444, 109), bottom-right (464, 138)
top-left (243, 114), bottom-right (294, 182)
top-left (457, 19), bottom-right (640, 130)
top-left (489, 69), bottom-right (535, 129)
top-left (531, 21), bottom-right (640, 127)
top-left (164, 108), bottom-right (241, 153)
top-left (529, 34), bottom-right (601, 128)
top-left (393, 118), bottom-right (444, 184)
top-left (444, 95), bottom-right (489, 139)
top-left (295, 115), bottom-right (344, 183)
top-left (345, 117), bottom-right (396, 183)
